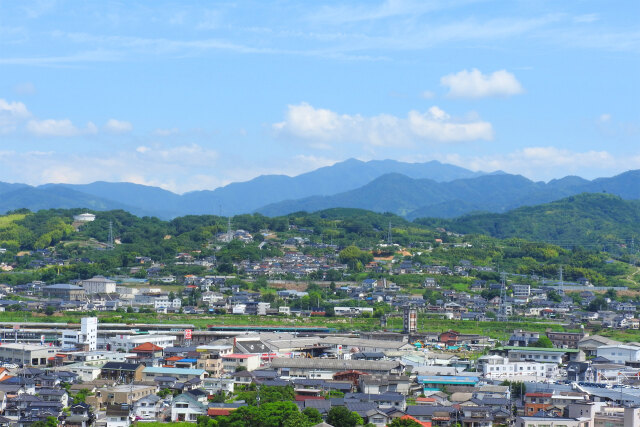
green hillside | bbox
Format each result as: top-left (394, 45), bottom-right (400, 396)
top-left (416, 193), bottom-right (640, 249)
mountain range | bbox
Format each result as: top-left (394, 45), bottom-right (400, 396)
top-left (0, 158), bottom-right (638, 220)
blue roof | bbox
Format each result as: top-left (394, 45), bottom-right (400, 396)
top-left (178, 358), bottom-right (197, 363)
top-left (417, 375), bottom-right (479, 385)
top-left (143, 367), bottom-right (205, 376)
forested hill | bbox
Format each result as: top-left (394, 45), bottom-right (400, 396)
top-left (415, 193), bottom-right (640, 248)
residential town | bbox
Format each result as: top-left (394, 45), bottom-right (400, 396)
top-left (0, 214), bottom-right (639, 426)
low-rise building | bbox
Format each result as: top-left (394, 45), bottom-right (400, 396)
top-left (221, 354), bottom-right (260, 373)
top-left (0, 343), bottom-right (59, 367)
top-left (142, 367), bottom-right (207, 382)
top-left (596, 344), bottom-right (640, 364)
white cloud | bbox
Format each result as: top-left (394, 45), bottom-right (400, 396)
top-left (26, 118), bottom-right (98, 136)
top-left (154, 127), bottom-right (179, 136)
top-left (13, 82), bottom-right (37, 95)
top-left (598, 113), bottom-right (611, 123)
top-left (437, 146), bottom-right (624, 181)
top-left (574, 14), bottom-right (599, 24)
top-left (104, 118), bottom-right (133, 133)
top-left (420, 90), bottom-right (435, 99)
top-left (135, 143), bottom-right (218, 167)
top-left (273, 102), bottom-right (493, 147)
top-left (0, 98), bottom-right (31, 133)
top-left (0, 144), bottom-right (221, 193)
top-left (441, 69), bottom-right (524, 98)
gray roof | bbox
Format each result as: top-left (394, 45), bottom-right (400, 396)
top-left (270, 358), bottom-right (401, 371)
top-left (44, 283), bottom-right (83, 290)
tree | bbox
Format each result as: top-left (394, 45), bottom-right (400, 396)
top-left (302, 408), bottom-right (322, 424)
top-left (388, 418), bottom-right (423, 427)
top-left (31, 417), bottom-right (58, 427)
top-left (327, 406), bottom-right (363, 427)
top-left (587, 296), bottom-right (607, 312)
top-left (547, 290), bottom-right (562, 303)
top-left (530, 336), bottom-right (553, 348)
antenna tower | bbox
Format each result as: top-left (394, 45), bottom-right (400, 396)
top-left (559, 266), bottom-right (564, 295)
top-left (387, 222), bottom-right (392, 245)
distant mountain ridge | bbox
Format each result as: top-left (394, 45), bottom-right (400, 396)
top-left (257, 169), bottom-right (640, 218)
top-left (0, 160), bottom-right (638, 219)
top-left (0, 158), bottom-right (489, 218)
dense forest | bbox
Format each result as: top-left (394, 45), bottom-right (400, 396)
top-left (416, 193), bottom-right (640, 251)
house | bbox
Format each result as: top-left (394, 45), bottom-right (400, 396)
top-left (546, 331), bottom-right (586, 349)
top-left (524, 392), bottom-right (553, 416)
top-left (508, 330), bottom-right (540, 347)
top-left (100, 362), bottom-right (145, 383)
top-left (171, 393), bottom-right (208, 422)
top-left (133, 394), bottom-right (162, 421)
top-left (66, 402), bottom-right (94, 427)
top-left (142, 367), bottom-right (206, 382)
top-left (131, 342), bottom-right (164, 359)
top-left (578, 335), bottom-right (621, 357)
top-left (105, 404), bottom-right (132, 427)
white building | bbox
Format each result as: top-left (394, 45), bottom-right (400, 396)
top-left (334, 307), bottom-right (374, 316)
top-left (202, 377), bottom-right (235, 395)
top-left (106, 334), bottom-right (175, 352)
top-left (232, 304), bottom-right (246, 314)
top-left (73, 213), bottom-right (96, 222)
top-left (596, 345), bottom-right (640, 364)
top-left (221, 354), bottom-right (260, 372)
top-left (278, 306), bottom-right (291, 315)
top-left (81, 276), bottom-right (116, 294)
top-left (477, 355), bottom-right (558, 381)
top-left (55, 362), bottom-right (102, 382)
top-left (61, 317), bottom-right (98, 351)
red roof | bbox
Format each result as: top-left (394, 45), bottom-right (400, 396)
top-left (526, 392), bottom-right (552, 398)
top-left (165, 356), bottom-right (183, 361)
top-left (207, 409), bottom-right (231, 416)
top-left (416, 397), bottom-right (436, 402)
top-left (399, 415), bottom-right (431, 427)
top-left (295, 395), bottom-right (325, 401)
top-left (132, 342), bottom-right (163, 352)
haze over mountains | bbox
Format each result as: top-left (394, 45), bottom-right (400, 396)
top-left (0, 158), bottom-right (638, 220)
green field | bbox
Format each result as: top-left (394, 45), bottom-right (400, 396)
top-left (4, 310), bottom-right (640, 342)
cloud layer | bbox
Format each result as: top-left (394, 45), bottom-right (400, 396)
top-left (441, 69), bottom-right (524, 98)
top-left (0, 98), bottom-right (131, 137)
top-left (273, 103), bottom-right (493, 147)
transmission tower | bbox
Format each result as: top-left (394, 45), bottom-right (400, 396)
top-left (387, 222), bottom-right (392, 245)
top-left (559, 266), bottom-right (564, 295)
top-left (108, 221), bottom-right (114, 249)
top-left (497, 271), bottom-right (508, 322)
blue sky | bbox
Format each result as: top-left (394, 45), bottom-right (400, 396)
top-left (0, 0), bottom-right (638, 193)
